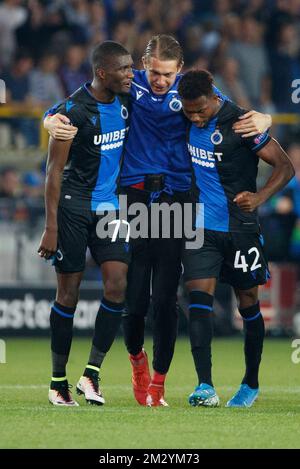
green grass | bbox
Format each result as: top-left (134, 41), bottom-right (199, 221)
top-left (0, 337), bottom-right (300, 449)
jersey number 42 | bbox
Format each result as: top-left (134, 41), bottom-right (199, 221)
top-left (234, 248), bottom-right (261, 273)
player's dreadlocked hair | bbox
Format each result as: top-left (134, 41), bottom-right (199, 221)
top-left (143, 34), bottom-right (184, 66)
top-left (178, 70), bottom-right (214, 100)
top-left (91, 41), bottom-right (130, 73)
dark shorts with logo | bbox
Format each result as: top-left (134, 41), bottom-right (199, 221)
top-left (54, 205), bottom-right (131, 273)
top-left (182, 228), bottom-right (270, 290)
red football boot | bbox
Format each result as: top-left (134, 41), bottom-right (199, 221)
top-left (146, 383), bottom-right (169, 407)
top-left (129, 349), bottom-right (151, 405)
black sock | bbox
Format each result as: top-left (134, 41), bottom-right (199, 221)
top-left (50, 301), bottom-right (75, 381)
top-left (152, 298), bottom-right (178, 374)
top-left (188, 291), bottom-right (214, 387)
top-left (122, 313), bottom-right (145, 356)
top-left (88, 297), bottom-right (125, 370)
top-left (50, 378), bottom-right (69, 390)
top-left (239, 302), bottom-right (265, 389)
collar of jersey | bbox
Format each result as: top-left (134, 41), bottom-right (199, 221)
top-left (214, 100), bottom-right (239, 125)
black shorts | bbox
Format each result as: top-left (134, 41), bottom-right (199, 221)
top-left (54, 205), bottom-right (131, 273)
top-left (182, 229), bottom-right (270, 290)
top-left (120, 185), bottom-right (185, 315)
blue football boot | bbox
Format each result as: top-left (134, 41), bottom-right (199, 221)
top-left (226, 384), bottom-right (259, 408)
top-left (188, 383), bottom-right (220, 407)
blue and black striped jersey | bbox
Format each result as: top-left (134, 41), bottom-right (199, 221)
top-left (187, 100), bottom-right (271, 232)
top-left (46, 83), bottom-right (130, 211)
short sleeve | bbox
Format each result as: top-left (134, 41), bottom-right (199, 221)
top-left (243, 131), bottom-right (271, 153)
top-left (43, 99), bottom-right (84, 128)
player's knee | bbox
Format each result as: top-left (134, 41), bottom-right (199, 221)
top-left (104, 274), bottom-right (127, 302)
top-left (237, 289), bottom-right (258, 310)
top-left (56, 288), bottom-right (79, 308)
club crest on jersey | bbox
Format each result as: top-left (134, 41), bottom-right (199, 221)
top-left (169, 97), bottom-right (182, 112)
top-left (121, 105), bottom-right (129, 120)
top-left (210, 129), bottom-right (223, 145)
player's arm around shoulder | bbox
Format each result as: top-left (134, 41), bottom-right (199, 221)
top-left (38, 137), bottom-right (73, 260)
top-left (232, 110), bottom-right (272, 138)
top-left (234, 138), bottom-right (295, 213)
top-left (44, 113), bottom-right (78, 140)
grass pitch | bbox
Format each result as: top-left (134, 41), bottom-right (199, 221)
top-left (0, 336), bottom-right (299, 449)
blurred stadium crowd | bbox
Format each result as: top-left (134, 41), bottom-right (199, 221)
top-left (0, 0), bottom-right (300, 275)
